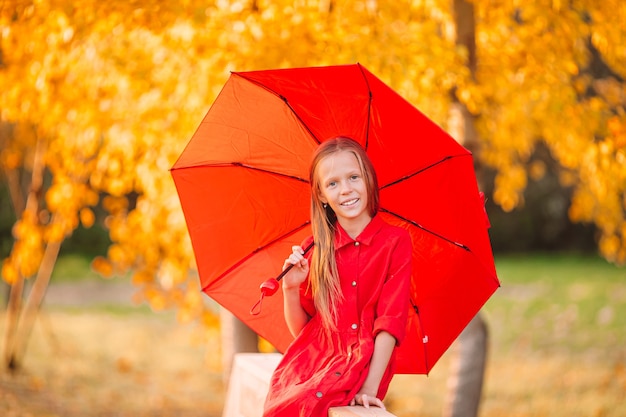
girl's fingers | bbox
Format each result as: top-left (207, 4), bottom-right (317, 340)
top-left (282, 254), bottom-right (308, 271)
top-left (373, 398), bottom-right (385, 409)
top-left (284, 254), bottom-right (299, 265)
top-left (352, 394), bottom-right (385, 410)
top-left (361, 394), bottom-right (370, 408)
top-left (282, 246), bottom-right (306, 268)
top-left (291, 245), bottom-right (304, 258)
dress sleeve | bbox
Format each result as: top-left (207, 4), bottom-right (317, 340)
top-left (372, 230), bottom-right (412, 345)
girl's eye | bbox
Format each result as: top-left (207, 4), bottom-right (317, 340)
top-left (328, 181), bottom-right (337, 187)
top-left (350, 175), bottom-right (359, 180)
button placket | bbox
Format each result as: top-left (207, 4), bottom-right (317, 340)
top-left (349, 241), bottom-right (360, 334)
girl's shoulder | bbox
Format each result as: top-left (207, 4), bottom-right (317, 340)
top-left (377, 216), bottom-right (412, 244)
top-left (379, 217), bottom-right (410, 236)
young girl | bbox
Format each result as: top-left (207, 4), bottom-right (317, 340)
top-left (263, 137), bottom-right (413, 417)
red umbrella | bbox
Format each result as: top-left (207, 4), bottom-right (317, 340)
top-left (171, 63), bottom-right (499, 374)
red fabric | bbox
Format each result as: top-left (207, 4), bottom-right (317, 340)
top-left (263, 215), bottom-right (412, 417)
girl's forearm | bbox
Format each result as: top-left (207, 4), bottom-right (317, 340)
top-left (283, 287), bottom-right (309, 337)
top-left (360, 331), bottom-right (396, 396)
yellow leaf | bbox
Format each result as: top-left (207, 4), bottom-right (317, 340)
top-left (79, 208), bottom-right (95, 228)
top-left (1, 259), bottom-right (19, 285)
top-left (91, 256), bottom-right (114, 278)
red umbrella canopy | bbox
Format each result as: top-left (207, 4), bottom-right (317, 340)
top-left (171, 63), bottom-right (500, 374)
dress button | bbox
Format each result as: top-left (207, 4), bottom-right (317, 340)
top-left (354, 241), bottom-right (360, 246)
top-left (316, 391), bottom-right (323, 398)
top-left (351, 323), bottom-right (358, 330)
top-left (351, 281), bottom-right (357, 287)
top-left (335, 371), bottom-right (341, 376)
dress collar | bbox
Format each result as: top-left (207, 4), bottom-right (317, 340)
top-left (334, 213), bottom-right (384, 249)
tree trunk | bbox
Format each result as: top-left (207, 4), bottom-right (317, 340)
top-left (0, 163), bottom-right (25, 313)
top-left (220, 309), bottom-right (259, 384)
top-left (3, 277), bottom-right (24, 371)
top-left (11, 233), bottom-right (62, 368)
top-left (442, 2), bottom-right (489, 417)
top-left (443, 314), bottom-right (488, 417)
top-left (2, 133), bottom-right (46, 372)
top-left (449, 0), bottom-right (478, 152)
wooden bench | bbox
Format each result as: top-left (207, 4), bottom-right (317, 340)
top-left (223, 353), bottom-right (397, 417)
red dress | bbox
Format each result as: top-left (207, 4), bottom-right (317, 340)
top-left (263, 214), bottom-right (412, 417)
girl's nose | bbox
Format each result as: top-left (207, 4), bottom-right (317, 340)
top-left (340, 181), bottom-right (353, 193)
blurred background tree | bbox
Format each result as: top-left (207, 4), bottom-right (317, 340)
top-left (1, 0), bottom-right (624, 373)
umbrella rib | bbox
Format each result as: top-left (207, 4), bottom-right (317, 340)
top-left (379, 207), bottom-right (471, 252)
top-left (233, 73), bottom-right (322, 145)
top-left (206, 221), bottom-right (312, 291)
top-left (231, 162), bottom-right (309, 183)
top-left (409, 298), bottom-right (431, 373)
top-left (174, 162), bottom-right (309, 184)
top-left (379, 154), bottom-right (470, 190)
top-left (356, 63), bottom-right (373, 151)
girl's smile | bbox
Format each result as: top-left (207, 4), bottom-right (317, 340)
top-left (341, 198), bottom-right (359, 206)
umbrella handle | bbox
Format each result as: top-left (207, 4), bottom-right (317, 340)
top-left (249, 241), bottom-right (315, 315)
top-left (249, 278), bottom-right (279, 315)
top-left (274, 241), bottom-right (315, 282)
top-left (260, 278), bottom-right (280, 295)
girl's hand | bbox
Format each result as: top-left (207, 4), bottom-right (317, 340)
top-left (349, 392), bottom-right (386, 410)
top-left (281, 245), bottom-right (309, 290)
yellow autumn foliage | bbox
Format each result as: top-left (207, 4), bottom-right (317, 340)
top-left (0, 0), bottom-right (624, 331)
top-left (468, 0), bottom-right (626, 262)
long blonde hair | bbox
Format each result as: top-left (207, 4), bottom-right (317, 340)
top-left (308, 137), bottom-right (379, 330)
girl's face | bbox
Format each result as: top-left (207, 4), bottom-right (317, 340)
top-left (317, 150), bottom-right (371, 230)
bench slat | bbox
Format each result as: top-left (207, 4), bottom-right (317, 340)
top-left (329, 406), bottom-right (398, 417)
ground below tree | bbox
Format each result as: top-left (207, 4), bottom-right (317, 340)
top-left (0, 279), bottom-right (225, 417)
